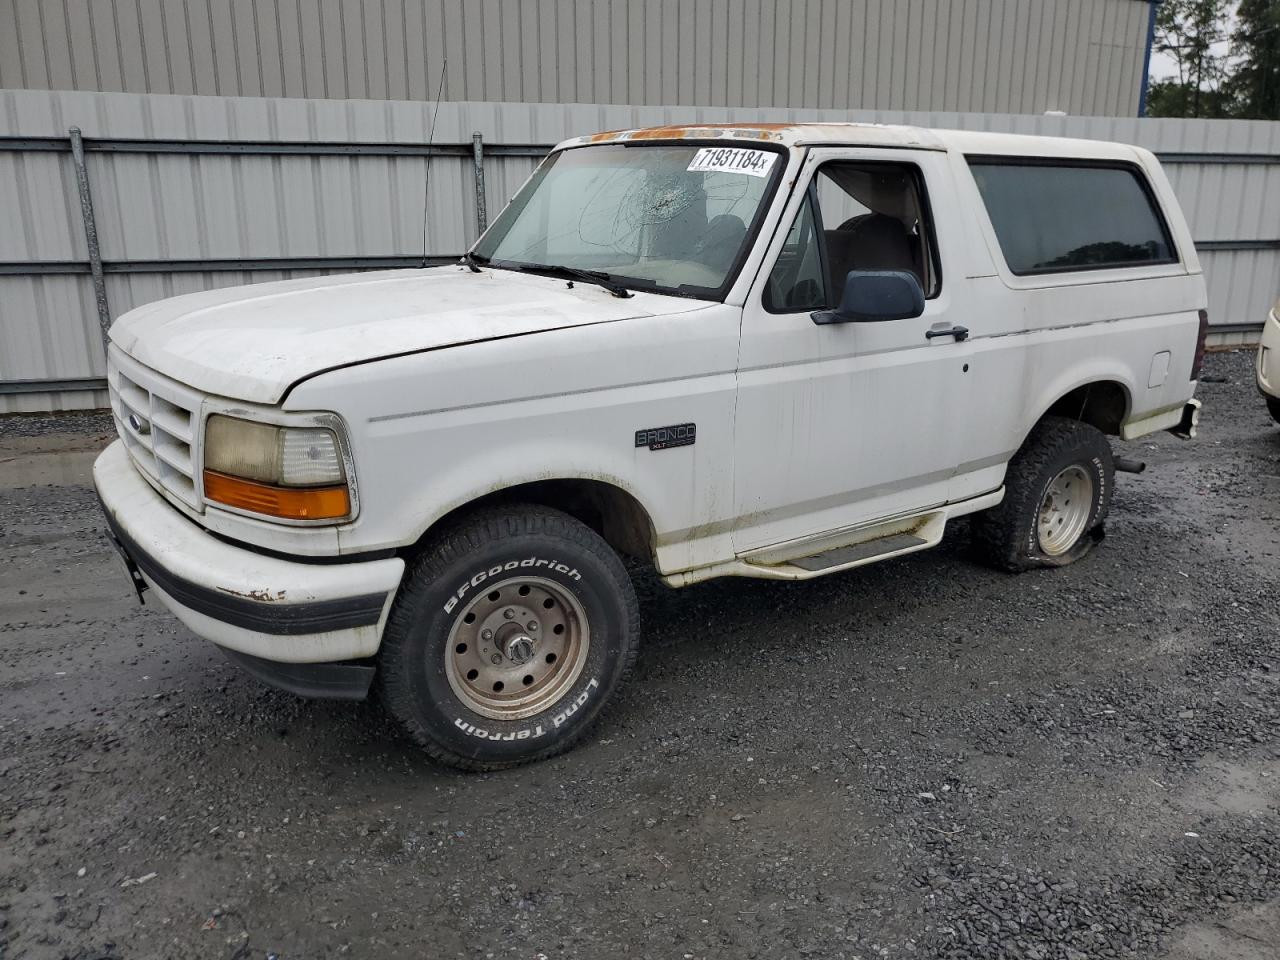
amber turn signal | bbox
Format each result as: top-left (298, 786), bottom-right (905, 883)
top-left (203, 470), bottom-right (351, 521)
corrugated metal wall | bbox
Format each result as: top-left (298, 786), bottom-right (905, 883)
top-left (2, 88), bottom-right (1277, 412)
top-left (0, 0), bottom-right (1152, 116)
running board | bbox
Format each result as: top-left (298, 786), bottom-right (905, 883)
top-left (787, 533), bottom-right (929, 571)
top-left (661, 487), bottom-right (1006, 588)
top-left (735, 510), bottom-right (949, 581)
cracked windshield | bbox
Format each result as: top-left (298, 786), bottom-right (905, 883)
top-left (474, 143), bottom-right (780, 297)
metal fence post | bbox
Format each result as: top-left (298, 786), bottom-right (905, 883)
top-left (69, 127), bottom-right (111, 355)
top-left (472, 132), bottom-right (487, 235)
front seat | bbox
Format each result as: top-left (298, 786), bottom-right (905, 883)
top-left (843, 213), bottom-right (918, 273)
top-left (826, 215), bottom-right (920, 296)
top-left (824, 169), bottom-right (925, 294)
top-left (694, 214), bottom-right (748, 275)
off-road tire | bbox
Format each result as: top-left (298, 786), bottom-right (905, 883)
top-left (971, 416), bottom-right (1114, 573)
top-left (378, 505), bottom-right (639, 771)
top-left (1268, 396), bottom-right (1280, 425)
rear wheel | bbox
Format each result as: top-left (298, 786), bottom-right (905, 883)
top-left (972, 417), bottom-right (1114, 572)
top-left (1268, 396), bottom-right (1280, 425)
top-left (378, 505), bottom-right (639, 771)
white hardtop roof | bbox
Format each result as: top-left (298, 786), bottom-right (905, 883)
top-left (557, 122), bottom-right (1146, 163)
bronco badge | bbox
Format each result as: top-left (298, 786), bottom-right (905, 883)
top-left (635, 423), bottom-right (696, 451)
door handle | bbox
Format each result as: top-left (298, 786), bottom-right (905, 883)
top-left (925, 325), bottom-right (969, 342)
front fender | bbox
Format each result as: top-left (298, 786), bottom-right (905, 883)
top-left (284, 309), bottom-right (744, 572)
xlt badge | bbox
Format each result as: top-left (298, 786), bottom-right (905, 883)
top-left (635, 423), bottom-right (696, 451)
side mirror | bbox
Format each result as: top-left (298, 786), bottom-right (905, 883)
top-left (811, 270), bottom-right (925, 325)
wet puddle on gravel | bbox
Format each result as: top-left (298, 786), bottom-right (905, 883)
top-left (1176, 758), bottom-right (1280, 819)
top-left (1164, 899), bottom-right (1280, 960)
top-left (0, 449), bottom-right (99, 489)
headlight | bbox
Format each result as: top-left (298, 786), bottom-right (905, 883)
top-left (202, 414), bottom-right (352, 522)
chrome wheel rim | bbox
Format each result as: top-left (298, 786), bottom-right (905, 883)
top-left (444, 576), bottom-right (590, 721)
top-left (1037, 465), bottom-right (1093, 555)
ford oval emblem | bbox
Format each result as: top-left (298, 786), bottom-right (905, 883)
top-left (127, 412), bottom-right (150, 435)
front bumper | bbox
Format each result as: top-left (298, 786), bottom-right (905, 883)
top-left (94, 440), bottom-right (405, 671)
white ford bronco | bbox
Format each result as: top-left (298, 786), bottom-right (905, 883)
top-left (95, 123), bottom-right (1206, 769)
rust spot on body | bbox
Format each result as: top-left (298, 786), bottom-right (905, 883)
top-left (582, 123), bottom-right (790, 144)
top-left (695, 122), bottom-right (795, 131)
top-left (217, 586), bottom-right (287, 602)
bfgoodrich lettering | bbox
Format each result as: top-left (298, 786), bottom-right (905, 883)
top-left (444, 557), bottom-right (582, 613)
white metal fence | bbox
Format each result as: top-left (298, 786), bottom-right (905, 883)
top-left (0, 0), bottom-right (1151, 116)
top-left (2, 88), bottom-right (1278, 413)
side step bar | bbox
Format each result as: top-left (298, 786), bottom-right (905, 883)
top-left (787, 532), bottom-right (929, 572)
top-left (661, 487), bottom-right (1006, 588)
top-left (743, 513), bottom-right (945, 580)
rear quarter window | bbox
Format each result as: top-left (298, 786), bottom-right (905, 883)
top-left (967, 159), bottom-right (1178, 276)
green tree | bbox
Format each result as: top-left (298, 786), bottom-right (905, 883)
top-left (1230, 0), bottom-right (1280, 119)
top-left (1148, 0), bottom-right (1233, 118)
top-left (1147, 77), bottom-right (1235, 116)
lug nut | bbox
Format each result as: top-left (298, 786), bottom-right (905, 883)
top-left (490, 653), bottom-right (503, 665)
top-left (527, 622), bottom-right (538, 631)
top-left (481, 629), bottom-right (493, 641)
top-left (503, 608), bottom-right (515, 620)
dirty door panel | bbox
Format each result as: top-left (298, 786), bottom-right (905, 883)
top-left (732, 149), bottom-right (974, 554)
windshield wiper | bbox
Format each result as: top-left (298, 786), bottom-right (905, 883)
top-left (515, 262), bottom-right (633, 298)
top-left (460, 250), bottom-right (489, 273)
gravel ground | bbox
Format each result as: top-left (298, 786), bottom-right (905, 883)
top-left (1, 350), bottom-right (1278, 960)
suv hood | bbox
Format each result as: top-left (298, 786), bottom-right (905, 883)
top-left (109, 267), bottom-right (692, 404)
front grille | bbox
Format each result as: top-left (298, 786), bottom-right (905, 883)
top-left (107, 346), bottom-right (205, 510)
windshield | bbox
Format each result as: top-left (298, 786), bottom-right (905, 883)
top-left (473, 143), bottom-right (784, 299)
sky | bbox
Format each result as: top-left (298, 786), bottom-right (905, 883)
top-left (1147, 2), bottom-right (1241, 82)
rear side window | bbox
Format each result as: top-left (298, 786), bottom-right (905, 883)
top-left (967, 159), bottom-right (1177, 276)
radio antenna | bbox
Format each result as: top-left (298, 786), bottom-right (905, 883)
top-left (420, 58), bottom-right (447, 268)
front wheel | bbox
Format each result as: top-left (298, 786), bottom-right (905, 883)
top-left (971, 417), bottom-right (1114, 573)
top-left (378, 505), bottom-right (639, 771)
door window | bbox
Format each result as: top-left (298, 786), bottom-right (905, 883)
top-left (765, 161), bottom-right (939, 313)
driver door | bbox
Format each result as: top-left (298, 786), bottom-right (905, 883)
top-left (732, 147), bottom-right (973, 555)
